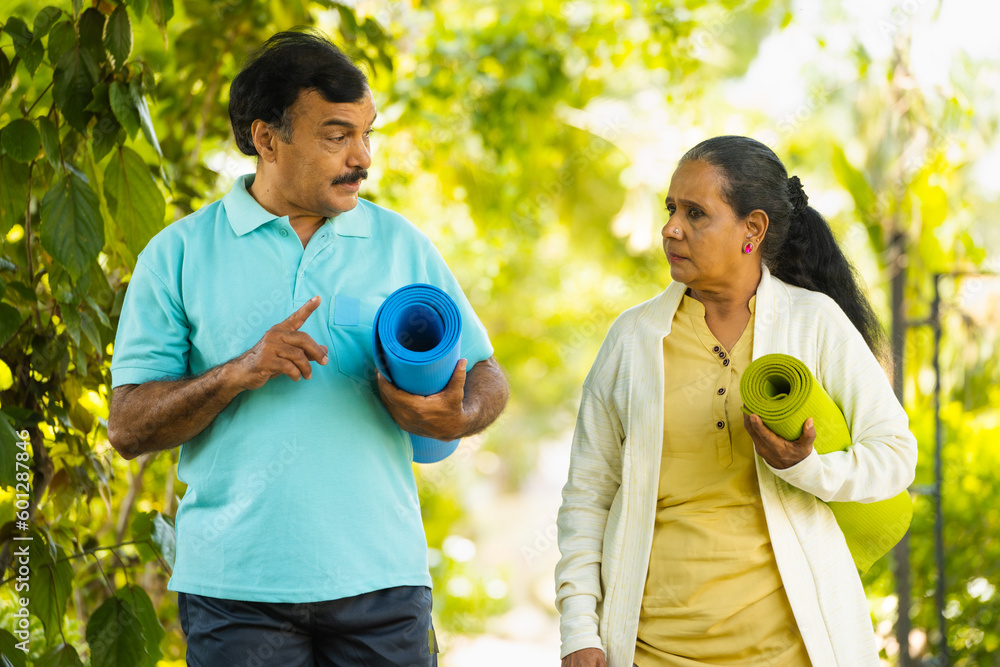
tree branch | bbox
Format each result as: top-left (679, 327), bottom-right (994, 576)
top-left (115, 452), bottom-right (155, 543)
top-left (24, 80), bottom-right (54, 117)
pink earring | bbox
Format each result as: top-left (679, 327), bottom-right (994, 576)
top-left (743, 241), bottom-right (754, 254)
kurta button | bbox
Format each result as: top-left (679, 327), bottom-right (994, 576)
top-left (716, 420), bottom-right (725, 429)
top-left (717, 388), bottom-right (725, 395)
top-left (723, 359), bottom-right (730, 366)
top-left (713, 345), bottom-right (720, 353)
top-left (718, 351), bottom-right (726, 358)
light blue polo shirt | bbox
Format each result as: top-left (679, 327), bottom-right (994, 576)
top-left (110, 174), bottom-right (494, 602)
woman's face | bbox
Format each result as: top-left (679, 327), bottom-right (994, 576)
top-left (662, 159), bottom-right (759, 292)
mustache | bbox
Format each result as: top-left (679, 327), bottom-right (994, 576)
top-left (332, 170), bottom-right (368, 185)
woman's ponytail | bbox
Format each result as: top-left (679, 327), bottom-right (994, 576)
top-left (771, 185), bottom-right (886, 359)
top-left (680, 136), bottom-right (887, 360)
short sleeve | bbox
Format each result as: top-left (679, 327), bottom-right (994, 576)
top-left (110, 253), bottom-right (191, 387)
top-left (421, 244), bottom-right (494, 367)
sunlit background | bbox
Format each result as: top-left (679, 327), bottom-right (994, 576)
top-left (1, 0), bottom-right (998, 665)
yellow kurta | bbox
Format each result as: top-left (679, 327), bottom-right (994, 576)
top-left (634, 293), bottom-right (811, 667)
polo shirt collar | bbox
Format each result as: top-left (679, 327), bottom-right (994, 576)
top-left (223, 173), bottom-right (371, 238)
top-left (333, 200), bottom-right (371, 238)
top-left (223, 174), bottom-right (281, 236)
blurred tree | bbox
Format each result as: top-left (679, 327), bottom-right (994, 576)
top-left (0, 1), bottom-right (399, 663)
top-left (779, 25), bottom-right (1000, 666)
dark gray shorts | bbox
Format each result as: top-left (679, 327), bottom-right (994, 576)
top-left (178, 586), bottom-right (438, 667)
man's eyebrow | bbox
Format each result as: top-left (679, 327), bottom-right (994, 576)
top-left (320, 119), bottom-right (357, 129)
top-left (320, 111), bottom-right (378, 130)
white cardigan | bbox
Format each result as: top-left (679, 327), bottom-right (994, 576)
top-left (554, 266), bottom-right (917, 667)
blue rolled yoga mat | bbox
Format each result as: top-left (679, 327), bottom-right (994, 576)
top-left (372, 283), bottom-right (463, 464)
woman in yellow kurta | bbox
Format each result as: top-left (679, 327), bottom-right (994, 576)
top-left (634, 292), bottom-right (809, 666)
top-left (555, 136), bottom-right (917, 667)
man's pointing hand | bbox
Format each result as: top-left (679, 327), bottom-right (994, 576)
top-left (231, 295), bottom-right (329, 391)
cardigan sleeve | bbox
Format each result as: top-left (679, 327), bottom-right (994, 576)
top-left (554, 373), bottom-right (625, 657)
top-left (765, 303), bottom-right (917, 504)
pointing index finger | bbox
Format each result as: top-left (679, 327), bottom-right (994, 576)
top-left (281, 296), bottom-right (321, 331)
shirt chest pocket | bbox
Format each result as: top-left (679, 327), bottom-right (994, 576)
top-left (328, 294), bottom-right (383, 391)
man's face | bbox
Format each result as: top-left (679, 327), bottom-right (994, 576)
top-left (266, 87), bottom-right (376, 218)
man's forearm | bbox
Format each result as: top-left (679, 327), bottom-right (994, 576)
top-left (108, 362), bottom-right (245, 460)
top-left (459, 357), bottom-right (509, 438)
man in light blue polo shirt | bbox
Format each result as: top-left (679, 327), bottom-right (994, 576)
top-left (107, 30), bottom-right (508, 666)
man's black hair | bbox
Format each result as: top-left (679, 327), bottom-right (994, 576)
top-left (228, 30), bottom-right (369, 156)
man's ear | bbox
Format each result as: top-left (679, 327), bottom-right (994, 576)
top-left (747, 209), bottom-right (769, 244)
top-left (251, 120), bottom-right (278, 162)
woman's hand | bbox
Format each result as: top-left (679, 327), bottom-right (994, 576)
top-left (561, 648), bottom-right (606, 667)
top-left (743, 413), bottom-right (816, 469)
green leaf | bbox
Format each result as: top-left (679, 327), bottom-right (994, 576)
top-left (5, 282), bottom-right (35, 301)
top-left (39, 173), bottom-right (105, 281)
top-left (28, 537), bottom-right (74, 642)
top-left (1, 119), bottom-right (41, 164)
top-left (127, 0), bottom-right (149, 21)
top-left (86, 81), bottom-right (110, 112)
top-left (80, 310), bottom-right (101, 354)
top-left (23, 39), bottom-right (45, 76)
top-left (85, 294), bottom-right (111, 327)
top-left (0, 154), bottom-right (30, 236)
top-left (61, 305), bottom-right (81, 346)
top-left (150, 0), bottom-right (174, 32)
top-left (153, 513), bottom-right (176, 568)
top-left (0, 413), bottom-right (24, 489)
top-left (37, 116), bottom-right (61, 169)
top-left (115, 586), bottom-right (164, 666)
top-left (92, 112), bottom-right (124, 162)
top-left (85, 596), bottom-right (148, 667)
top-left (78, 8), bottom-right (106, 65)
top-left (137, 60), bottom-right (156, 94)
top-left (0, 50), bottom-right (12, 95)
top-left (4, 17), bottom-right (33, 48)
top-left (0, 627), bottom-right (28, 667)
top-left (33, 7), bottom-right (64, 38)
top-left (830, 145), bottom-right (882, 252)
top-left (0, 302), bottom-right (26, 344)
top-left (105, 147), bottom-right (164, 257)
top-left (6, 17), bottom-right (45, 76)
top-left (52, 42), bottom-right (99, 133)
top-left (46, 20), bottom-right (76, 66)
top-left (103, 4), bottom-right (132, 70)
top-left (131, 510), bottom-right (176, 569)
top-left (130, 78), bottom-right (162, 157)
top-left (75, 343), bottom-right (87, 375)
top-left (35, 643), bottom-right (85, 667)
top-left (49, 262), bottom-right (74, 303)
top-left (109, 80), bottom-right (140, 139)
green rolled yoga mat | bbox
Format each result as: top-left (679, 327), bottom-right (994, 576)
top-left (740, 353), bottom-right (912, 574)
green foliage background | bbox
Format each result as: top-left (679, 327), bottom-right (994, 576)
top-left (0, 0), bottom-right (997, 665)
